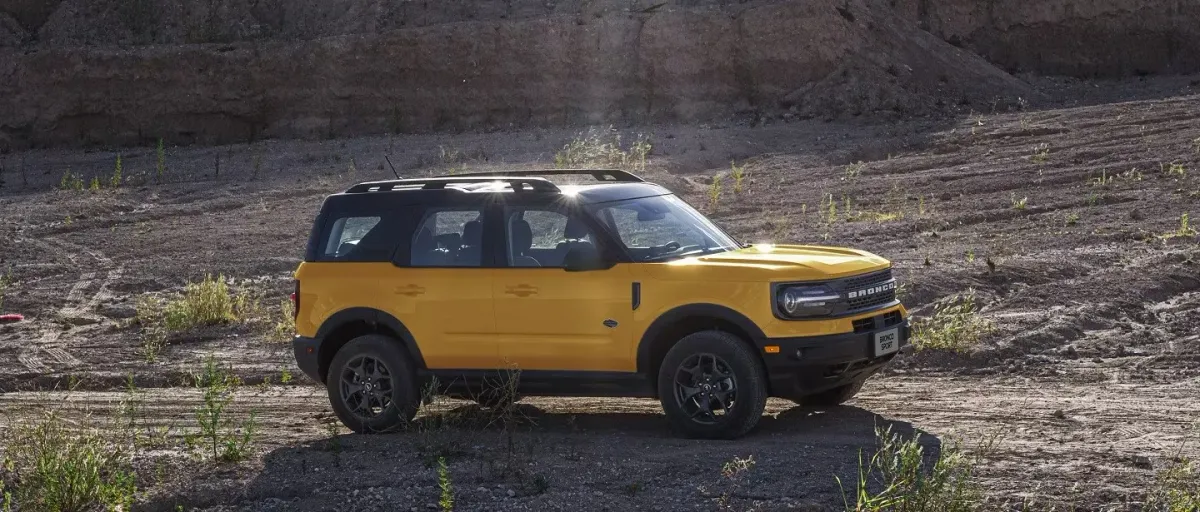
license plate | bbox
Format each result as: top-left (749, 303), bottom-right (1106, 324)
top-left (873, 328), bottom-right (900, 356)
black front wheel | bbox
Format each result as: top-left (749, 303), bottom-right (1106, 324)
top-left (657, 330), bottom-right (767, 439)
top-left (327, 334), bottom-right (420, 434)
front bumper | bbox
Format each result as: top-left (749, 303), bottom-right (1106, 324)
top-left (754, 315), bottom-right (910, 400)
top-left (292, 336), bottom-right (322, 383)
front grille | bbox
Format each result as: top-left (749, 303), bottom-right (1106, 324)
top-left (841, 269), bottom-right (893, 290)
top-left (842, 269), bottom-right (897, 311)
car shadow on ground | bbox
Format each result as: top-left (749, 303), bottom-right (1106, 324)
top-left (153, 401), bottom-right (942, 511)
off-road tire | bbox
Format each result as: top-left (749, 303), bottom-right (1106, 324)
top-left (803, 380), bottom-right (865, 407)
top-left (657, 330), bottom-right (768, 439)
top-left (327, 334), bottom-right (420, 434)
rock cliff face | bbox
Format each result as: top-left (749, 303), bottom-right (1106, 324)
top-left (904, 0), bottom-right (1200, 77)
top-left (0, 0), bottom-right (1195, 149)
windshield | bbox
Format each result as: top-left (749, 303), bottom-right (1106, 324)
top-left (590, 194), bottom-right (741, 262)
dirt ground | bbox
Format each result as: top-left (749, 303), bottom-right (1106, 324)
top-left (1, 77), bottom-right (1199, 509)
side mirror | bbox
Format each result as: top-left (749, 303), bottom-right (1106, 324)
top-left (563, 247), bottom-right (611, 272)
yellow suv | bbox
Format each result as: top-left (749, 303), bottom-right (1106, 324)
top-left (291, 170), bottom-right (907, 439)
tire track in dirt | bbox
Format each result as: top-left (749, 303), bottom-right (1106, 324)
top-left (14, 236), bottom-right (121, 374)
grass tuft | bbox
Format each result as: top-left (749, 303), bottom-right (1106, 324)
top-left (1031, 144), bottom-right (1050, 164)
top-left (912, 289), bottom-right (993, 353)
top-left (708, 175), bottom-right (723, 209)
top-left (0, 414), bottom-right (137, 512)
top-left (1009, 193), bottom-right (1028, 210)
top-left (553, 127), bottom-right (651, 170)
top-left (837, 426), bottom-right (984, 512)
top-left (437, 457), bottom-right (454, 511)
top-left (731, 161), bottom-right (747, 194)
top-left (163, 274), bottom-right (236, 332)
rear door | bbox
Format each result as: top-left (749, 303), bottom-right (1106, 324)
top-left (381, 201), bottom-right (500, 369)
top-left (491, 201), bottom-right (634, 371)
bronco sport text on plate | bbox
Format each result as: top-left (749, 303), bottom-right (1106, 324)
top-left (290, 170), bottom-right (908, 439)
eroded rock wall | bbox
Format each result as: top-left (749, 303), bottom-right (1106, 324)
top-left (0, 0), bottom-right (1029, 149)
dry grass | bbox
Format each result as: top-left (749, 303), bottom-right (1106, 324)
top-left (553, 127), bottom-right (651, 170)
top-left (912, 289), bottom-right (994, 353)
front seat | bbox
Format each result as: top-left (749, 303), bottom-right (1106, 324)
top-left (509, 219), bottom-right (541, 267)
top-left (553, 216), bottom-right (594, 266)
top-left (458, 219), bottom-right (482, 265)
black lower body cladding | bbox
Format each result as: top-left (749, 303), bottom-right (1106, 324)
top-left (756, 320), bottom-right (910, 401)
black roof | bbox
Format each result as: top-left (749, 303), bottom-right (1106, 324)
top-left (334, 169), bottom-right (671, 205)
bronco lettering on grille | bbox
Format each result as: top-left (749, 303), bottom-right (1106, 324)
top-left (847, 281), bottom-right (896, 300)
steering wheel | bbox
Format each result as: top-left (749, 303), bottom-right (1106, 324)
top-left (661, 241), bottom-right (681, 253)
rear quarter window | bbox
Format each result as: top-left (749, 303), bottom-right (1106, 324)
top-left (317, 211), bottom-right (407, 262)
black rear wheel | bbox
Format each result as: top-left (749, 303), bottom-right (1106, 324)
top-left (657, 330), bottom-right (767, 439)
top-left (327, 334), bottom-right (420, 434)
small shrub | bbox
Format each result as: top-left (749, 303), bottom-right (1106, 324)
top-left (1162, 213), bottom-right (1197, 241)
top-left (163, 275), bottom-right (236, 332)
top-left (822, 193), bottom-right (839, 224)
top-left (1145, 456), bottom-right (1200, 511)
top-left (731, 161), bottom-right (746, 193)
top-left (1065, 213), bottom-right (1080, 226)
top-left (59, 169), bottom-right (84, 192)
top-left (837, 426), bottom-right (984, 512)
top-left (912, 289), bottom-right (993, 353)
top-left (271, 298), bottom-right (296, 342)
top-left (1010, 193), bottom-right (1028, 210)
top-left (89, 176), bottom-right (101, 192)
top-left (1031, 144), bottom-right (1049, 164)
top-left (1088, 170), bottom-right (1113, 187)
top-left (185, 356), bottom-right (256, 462)
top-left (279, 368), bottom-right (293, 384)
top-left (964, 249), bottom-right (975, 263)
top-left (708, 175), bottom-right (722, 209)
top-left (844, 161), bottom-right (865, 181)
top-left (1, 414), bottom-right (137, 512)
top-left (553, 127), bottom-right (651, 170)
top-left (437, 457), bottom-right (454, 511)
top-left (111, 154), bottom-right (123, 188)
top-left (1163, 162), bottom-right (1187, 178)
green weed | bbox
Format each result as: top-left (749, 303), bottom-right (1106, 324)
top-left (1010, 193), bottom-right (1028, 210)
top-left (964, 249), bottom-right (975, 263)
top-left (0, 414), bottom-right (136, 512)
top-left (1065, 213), bottom-right (1080, 226)
top-left (1031, 144), bottom-right (1050, 164)
top-left (912, 289), bottom-right (993, 353)
top-left (1163, 162), bottom-right (1187, 178)
top-left (553, 127), bottom-right (651, 171)
top-left (280, 368), bottom-right (293, 384)
top-left (185, 356), bottom-right (256, 462)
top-left (1145, 456), bottom-right (1200, 512)
top-left (1162, 213), bottom-right (1197, 241)
top-left (163, 275), bottom-right (236, 332)
top-left (438, 457), bottom-right (454, 511)
top-left (1088, 170), bottom-right (1113, 187)
top-left (844, 161), bottom-right (865, 182)
top-left (111, 155), bottom-right (123, 188)
top-left (59, 169), bottom-right (84, 192)
top-left (837, 426), bottom-right (984, 512)
top-left (708, 175), bottom-right (722, 209)
top-left (89, 176), bottom-right (101, 192)
top-left (731, 161), bottom-right (746, 194)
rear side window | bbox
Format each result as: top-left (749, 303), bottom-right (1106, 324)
top-left (411, 208), bottom-right (485, 267)
top-left (320, 215), bottom-right (398, 262)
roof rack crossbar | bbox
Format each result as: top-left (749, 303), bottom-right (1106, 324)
top-left (344, 176), bottom-right (560, 194)
top-left (451, 169), bottom-right (644, 183)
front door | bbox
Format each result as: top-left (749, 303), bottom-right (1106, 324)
top-left (492, 205), bottom-right (634, 371)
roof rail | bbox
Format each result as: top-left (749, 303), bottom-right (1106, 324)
top-left (344, 177), bottom-right (559, 194)
top-left (452, 169), bottom-right (644, 183)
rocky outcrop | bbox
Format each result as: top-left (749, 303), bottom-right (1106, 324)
top-left (0, 0), bottom-right (1031, 149)
top-left (905, 0), bottom-right (1200, 77)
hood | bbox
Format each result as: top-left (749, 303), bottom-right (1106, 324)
top-left (642, 244), bottom-right (890, 282)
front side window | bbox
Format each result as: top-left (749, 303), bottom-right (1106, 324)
top-left (504, 207), bottom-right (596, 268)
top-left (590, 194), bottom-right (739, 262)
top-left (410, 208), bottom-right (484, 267)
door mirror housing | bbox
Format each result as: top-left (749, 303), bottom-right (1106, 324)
top-left (563, 247), bottom-right (612, 272)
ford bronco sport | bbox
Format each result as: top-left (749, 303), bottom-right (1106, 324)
top-left (291, 170), bottom-right (908, 439)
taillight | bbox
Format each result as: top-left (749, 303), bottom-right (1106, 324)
top-left (291, 281), bottom-right (300, 320)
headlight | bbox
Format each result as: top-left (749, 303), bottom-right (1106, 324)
top-left (777, 284), bottom-right (840, 318)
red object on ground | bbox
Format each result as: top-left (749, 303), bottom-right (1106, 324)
top-left (0, 314), bottom-right (24, 323)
